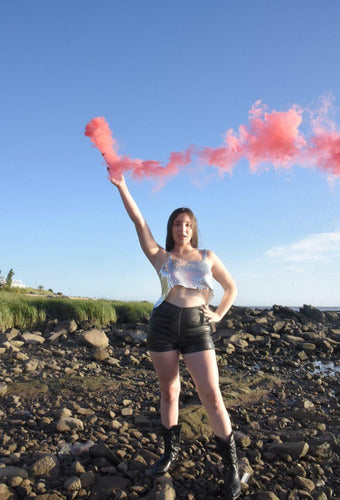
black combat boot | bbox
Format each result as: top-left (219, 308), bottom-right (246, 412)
top-left (215, 433), bottom-right (241, 499)
top-left (151, 424), bottom-right (181, 475)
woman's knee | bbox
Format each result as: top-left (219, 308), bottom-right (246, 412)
top-left (199, 387), bottom-right (224, 410)
top-left (160, 381), bottom-right (181, 402)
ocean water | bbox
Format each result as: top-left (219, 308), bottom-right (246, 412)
top-left (248, 306), bottom-right (340, 312)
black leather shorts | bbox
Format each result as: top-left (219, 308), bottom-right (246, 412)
top-left (147, 301), bottom-right (215, 354)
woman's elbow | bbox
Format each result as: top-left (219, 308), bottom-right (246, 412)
top-left (230, 282), bottom-right (238, 298)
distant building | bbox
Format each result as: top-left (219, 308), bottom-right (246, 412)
top-left (0, 277), bottom-right (26, 288)
top-left (12, 279), bottom-right (27, 288)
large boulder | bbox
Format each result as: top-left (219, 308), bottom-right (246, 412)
top-left (300, 304), bottom-right (325, 323)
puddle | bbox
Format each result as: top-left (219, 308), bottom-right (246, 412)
top-left (312, 360), bottom-right (340, 375)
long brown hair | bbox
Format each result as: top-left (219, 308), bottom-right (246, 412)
top-left (165, 208), bottom-right (198, 251)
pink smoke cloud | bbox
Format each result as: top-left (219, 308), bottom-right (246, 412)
top-left (199, 101), bottom-right (306, 174)
top-left (85, 95), bottom-right (340, 183)
top-left (306, 96), bottom-right (340, 177)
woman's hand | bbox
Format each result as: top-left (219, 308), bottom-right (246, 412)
top-left (107, 167), bottom-right (126, 188)
top-left (202, 305), bottom-right (222, 323)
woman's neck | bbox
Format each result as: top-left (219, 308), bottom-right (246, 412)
top-left (171, 244), bottom-right (195, 255)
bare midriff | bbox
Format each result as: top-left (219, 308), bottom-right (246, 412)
top-left (165, 285), bottom-right (210, 308)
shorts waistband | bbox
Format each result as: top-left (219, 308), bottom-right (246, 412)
top-left (160, 301), bottom-right (205, 312)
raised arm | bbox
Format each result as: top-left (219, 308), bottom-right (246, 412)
top-left (110, 174), bottom-right (165, 269)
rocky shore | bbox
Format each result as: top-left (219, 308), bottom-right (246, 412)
top-left (0, 304), bottom-right (339, 499)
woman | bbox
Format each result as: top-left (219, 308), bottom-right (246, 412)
top-left (111, 174), bottom-right (241, 500)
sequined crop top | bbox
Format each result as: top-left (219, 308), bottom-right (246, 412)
top-left (154, 250), bottom-right (214, 308)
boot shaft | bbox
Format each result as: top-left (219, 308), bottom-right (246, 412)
top-left (161, 424), bottom-right (181, 455)
top-left (215, 432), bottom-right (241, 499)
top-left (215, 432), bottom-right (239, 468)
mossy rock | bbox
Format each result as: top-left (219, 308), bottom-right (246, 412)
top-left (180, 404), bottom-right (212, 439)
top-left (6, 381), bottom-right (49, 398)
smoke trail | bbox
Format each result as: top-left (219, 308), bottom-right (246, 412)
top-left (85, 95), bottom-right (340, 182)
top-left (84, 117), bottom-right (193, 183)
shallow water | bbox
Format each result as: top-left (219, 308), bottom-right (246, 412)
top-left (313, 360), bottom-right (340, 375)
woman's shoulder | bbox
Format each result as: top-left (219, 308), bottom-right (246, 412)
top-left (201, 249), bottom-right (219, 266)
top-left (200, 249), bottom-right (215, 258)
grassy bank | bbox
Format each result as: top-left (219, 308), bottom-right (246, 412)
top-left (0, 291), bottom-right (153, 331)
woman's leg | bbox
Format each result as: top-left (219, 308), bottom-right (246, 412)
top-left (182, 349), bottom-right (232, 438)
top-left (183, 349), bottom-right (241, 498)
top-left (149, 350), bottom-right (181, 428)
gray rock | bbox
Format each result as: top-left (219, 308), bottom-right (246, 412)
top-left (0, 382), bottom-right (8, 397)
top-left (54, 319), bottom-right (78, 333)
top-left (24, 359), bottom-right (39, 372)
top-left (105, 357), bottom-right (121, 366)
top-left (46, 331), bottom-right (65, 343)
top-left (283, 334), bottom-right (305, 344)
top-left (302, 342), bottom-right (316, 351)
top-left (22, 332), bottom-right (45, 345)
top-left (57, 417), bottom-right (84, 432)
top-left (300, 304), bottom-right (325, 322)
top-left (121, 407), bottom-right (133, 416)
top-left (92, 348), bottom-right (109, 361)
top-left (294, 476), bottom-right (315, 491)
top-left (64, 476), bottom-right (82, 491)
top-left (0, 328), bottom-right (20, 343)
top-left (80, 471), bottom-right (95, 488)
top-left (89, 443), bottom-right (119, 465)
top-left (0, 466), bottom-right (28, 480)
top-left (14, 352), bottom-right (29, 361)
top-left (298, 351), bottom-right (309, 361)
top-left (268, 441), bottom-right (309, 459)
top-left (57, 407), bottom-right (72, 418)
top-left (319, 339), bottom-right (334, 353)
top-left (130, 453), bottom-right (147, 471)
top-left (31, 454), bottom-right (60, 477)
top-left (272, 321), bottom-right (285, 332)
top-left (33, 493), bottom-right (65, 499)
top-left (154, 476), bottom-right (176, 500)
top-left (134, 415), bottom-right (152, 427)
top-left (79, 329), bottom-right (109, 349)
top-left (256, 493), bottom-right (280, 500)
top-left (0, 483), bottom-right (17, 500)
top-left (88, 475), bottom-right (130, 498)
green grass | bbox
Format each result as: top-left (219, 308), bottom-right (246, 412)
top-left (112, 300), bottom-right (153, 323)
top-left (0, 290), bottom-right (153, 331)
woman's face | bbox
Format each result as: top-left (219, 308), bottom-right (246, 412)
top-left (172, 213), bottom-right (193, 246)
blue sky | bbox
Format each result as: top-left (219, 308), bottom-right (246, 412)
top-left (1, 0), bottom-right (339, 307)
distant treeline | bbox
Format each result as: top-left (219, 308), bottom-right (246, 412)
top-left (0, 291), bottom-right (153, 331)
